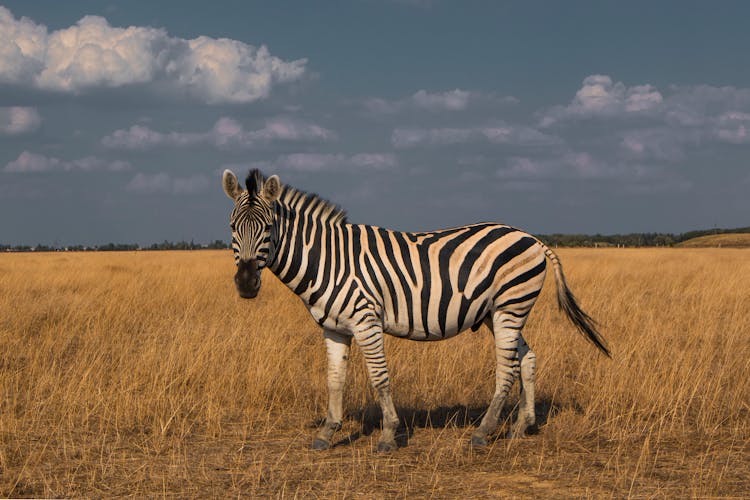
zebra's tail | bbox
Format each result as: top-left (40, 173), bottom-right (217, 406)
top-left (539, 242), bottom-right (611, 358)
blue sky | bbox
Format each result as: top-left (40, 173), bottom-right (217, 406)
top-left (1, 1), bottom-right (750, 245)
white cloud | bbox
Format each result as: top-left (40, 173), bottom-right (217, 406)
top-left (392, 124), bottom-right (559, 148)
top-left (494, 151), bottom-right (692, 194)
top-left (496, 154), bottom-right (610, 181)
top-left (411, 89), bottom-right (470, 111)
top-left (3, 151), bottom-right (132, 173)
top-left (496, 157), bottom-right (547, 179)
top-left (365, 89), bottom-right (516, 115)
top-left (564, 152), bottom-right (608, 178)
top-left (619, 128), bottom-right (697, 162)
top-left (0, 6), bottom-right (306, 104)
top-left (542, 77), bottom-right (750, 133)
top-left (712, 111), bottom-right (750, 144)
top-left (347, 153), bottom-right (398, 169)
top-left (392, 127), bottom-right (471, 147)
top-left (0, 106), bottom-right (41, 134)
top-left (126, 172), bottom-right (209, 195)
top-left (540, 76), bottom-right (750, 164)
top-left (660, 86), bottom-right (750, 146)
top-left (540, 75), bottom-right (663, 126)
top-left (362, 98), bottom-right (401, 115)
top-left (248, 153), bottom-right (398, 172)
top-left (102, 116), bottom-right (335, 150)
top-left (102, 124), bottom-right (180, 150)
top-left (662, 85), bottom-right (750, 127)
top-left (625, 84), bottom-right (664, 112)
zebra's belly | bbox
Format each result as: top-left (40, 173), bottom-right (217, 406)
top-left (385, 326), bottom-right (469, 341)
top-left (383, 308), bottom-right (486, 341)
top-left (311, 304), bottom-right (481, 340)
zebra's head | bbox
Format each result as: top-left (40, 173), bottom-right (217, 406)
top-left (222, 169), bottom-right (282, 299)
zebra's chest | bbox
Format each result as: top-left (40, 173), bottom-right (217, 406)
top-left (307, 303), bottom-right (333, 328)
top-left (306, 303), bottom-right (365, 334)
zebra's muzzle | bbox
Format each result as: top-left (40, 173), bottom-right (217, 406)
top-left (235, 258), bottom-right (261, 299)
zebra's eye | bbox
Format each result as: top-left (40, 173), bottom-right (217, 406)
top-left (230, 222), bottom-right (236, 231)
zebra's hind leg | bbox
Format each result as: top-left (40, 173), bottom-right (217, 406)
top-left (312, 329), bottom-right (352, 450)
top-left (471, 311), bottom-right (522, 447)
top-left (509, 333), bottom-right (536, 438)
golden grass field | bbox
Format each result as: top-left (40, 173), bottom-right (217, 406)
top-left (1, 248), bottom-right (748, 498)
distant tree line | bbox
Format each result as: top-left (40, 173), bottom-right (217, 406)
top-left (0, 240), bottom-right (230, 253)
top-left (2, 227), bottom-right (749, 252)
top-left (536, 226), bottom-right (750, 248)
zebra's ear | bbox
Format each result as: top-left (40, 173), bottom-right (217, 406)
top-left (262, 174), bottom-right (282, 202)
top-left (222, 169), bottom-right (242, 200)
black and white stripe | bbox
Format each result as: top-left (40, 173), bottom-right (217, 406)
top-left (222, 169), bottom-right (610, 451)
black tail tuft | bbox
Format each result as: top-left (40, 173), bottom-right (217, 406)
top-left (545, 246), bottom-right (611, 358)
top-left (558, 283), bottom-right (611, 357)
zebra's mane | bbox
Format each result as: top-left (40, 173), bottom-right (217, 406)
top-left (246, 170), bottom-right (347, 226)
top-left (279, 185), bottom-right (348, 226)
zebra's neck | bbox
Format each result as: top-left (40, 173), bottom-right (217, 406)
top-left (267, 186), bottom-right (347, 297)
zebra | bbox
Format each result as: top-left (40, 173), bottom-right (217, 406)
top-left (222, 169), bottom-right (610, 452)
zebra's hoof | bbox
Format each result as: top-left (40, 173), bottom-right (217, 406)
top-left (311, 438), bottom-right (330, 451)
top-left (376, 440), bottom-right (397, 453)
top-left (470, 435), bottom-right (488, 447)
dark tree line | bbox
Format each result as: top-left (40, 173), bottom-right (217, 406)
top-left (1, 240), bottom-right (230, 252)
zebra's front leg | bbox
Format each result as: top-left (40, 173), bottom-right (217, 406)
top-left (354, 326), bottom-right (399, 452)
top-left (312, 329), bottom-right (352, 450)
top-left (471, 313), bottom-right (521, 447)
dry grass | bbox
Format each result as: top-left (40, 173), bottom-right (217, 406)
top-left (1, 248), bottom-right (748, 498)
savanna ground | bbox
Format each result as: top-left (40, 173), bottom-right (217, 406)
top-left (0, 248), bottom-right (748, 498)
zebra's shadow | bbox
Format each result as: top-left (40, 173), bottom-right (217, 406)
top-left (319, 397), bottom-right (559, 449)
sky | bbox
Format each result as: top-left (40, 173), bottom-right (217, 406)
top-left (1, 1), bottom-right (750, 246)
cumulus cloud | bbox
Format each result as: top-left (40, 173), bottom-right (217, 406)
top-left (391, 124), bottom-right (559, 148)
top-left (495, 152), bottom-right (691, 193)
top-left (126, 172), bottom-right (209, 195)
top-left (496, 157), bottom-right (548, 180)
top-left (619, 128), bottom-right (698, 162)
top-left (712, 111), bottom-right (750, 144)
top-left (411, 89), bottom-right (470, 111)
top-left (0, 106), bottom-right (41, 134)
top-left (540, 75), bottom-right (663, 126)
top-left (543, 76), bottom-right (750, 133)
top-left (661, 86), bottom-right (750, 146)
top-left (365, 89), bottom-right (516, 115)
top-left (625, 88), bottom-right (750, 158)
top-left (246, 153), bottom-right (398, 172)
top-left (0, 6), bottom-right (306, 104)
top-left (495, 155), bottom-right (606, 181)
top-left (662, 85), bottom-right (750, 127)
top-left (102, 117), bottom-right (335, 150)
top-left (3, 151), bottom-right (132, 173)
top-left (538, 76), bottom-right (750, 165)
